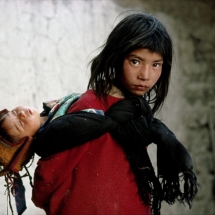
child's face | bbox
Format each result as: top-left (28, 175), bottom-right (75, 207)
top-left (121, 48), bottom-right (163, 96)
top-left (2, 106), bottom-right (42, 141)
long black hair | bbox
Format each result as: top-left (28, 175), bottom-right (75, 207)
top-left (88, 12), bottom-right (173, 113)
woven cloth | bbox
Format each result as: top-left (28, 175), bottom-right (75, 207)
top-left (0, 135), bottom-right (33, 176)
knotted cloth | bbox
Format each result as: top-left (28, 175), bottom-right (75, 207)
top-left (0, 132), bottom-right (33, 215)
top-left (35, 95), bottom-right (199, 215)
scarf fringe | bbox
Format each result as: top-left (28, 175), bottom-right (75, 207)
top-left (178, 169), bottom-right (199, 207)
top-left (127, 148), bottom-right (198, 215)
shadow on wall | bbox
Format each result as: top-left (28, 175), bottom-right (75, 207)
top-left (113, 0), bottom-right (215, 215)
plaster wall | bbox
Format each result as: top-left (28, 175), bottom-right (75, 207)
top-left (0, 1), bottom-right (124, 214)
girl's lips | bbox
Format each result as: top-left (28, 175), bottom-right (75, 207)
top-left (134, 85), bottom-right (149, 90)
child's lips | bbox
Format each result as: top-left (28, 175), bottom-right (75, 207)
top-left (27, 109), bottom-right (32, 115)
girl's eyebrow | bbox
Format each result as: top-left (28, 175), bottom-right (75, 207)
top-left (128, 54), bottom-right (163, 62)
top-left (128, 54), bottom-right (142, 60)
top-left (154, 59), bottom-right (164, 62)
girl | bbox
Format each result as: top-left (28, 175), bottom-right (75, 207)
top-left (0, 12), bottom-right (198, 215)
top-left (31, 12), bottom-right (188, 215)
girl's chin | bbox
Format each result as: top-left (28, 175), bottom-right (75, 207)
top-left (129, 90), bottom-right (145, 96)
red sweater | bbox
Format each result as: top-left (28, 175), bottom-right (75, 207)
top-left (32, 90), bottom-right (151, 215)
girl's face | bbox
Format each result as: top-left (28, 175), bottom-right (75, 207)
top-left (120, 48), bottom-right (163, 96)
top-left (2, 106), bottom-right (42, 141)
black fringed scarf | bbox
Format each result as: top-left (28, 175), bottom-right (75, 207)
top-left (34, 96), bottom-right (199, 215)
top-left (105, 96), bottom-right (199, 214)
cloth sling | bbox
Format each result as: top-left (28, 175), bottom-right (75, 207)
top-left (34, 95), bottom-right (199, 215)
top-left (39, 92), bottom-right (103, 129)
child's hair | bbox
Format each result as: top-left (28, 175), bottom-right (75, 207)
top-left (0, 110), bottom-right (16, 143)
top-left (88, 12), bottom-right (173, 113)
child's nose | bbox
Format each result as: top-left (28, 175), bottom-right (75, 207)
top-left (18, 110), bottom-right (26, 118)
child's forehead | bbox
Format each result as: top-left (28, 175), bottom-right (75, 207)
top-left (1, 112), bottom-right (15, 129)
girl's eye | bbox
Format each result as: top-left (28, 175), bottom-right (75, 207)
top-left (153, 62), bottom-right (162, 68)
top-left (130, 59), bottom-right (140, 66)
top-left (12, 110), bottom-right (17, 116)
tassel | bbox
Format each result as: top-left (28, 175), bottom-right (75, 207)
top-left (180, 169), bottom-right (199, 208)
top-left (14, 172), bottom-right (27, 215)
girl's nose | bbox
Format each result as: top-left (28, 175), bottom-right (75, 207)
top-left (138, 65), bottom-right (150, 80)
